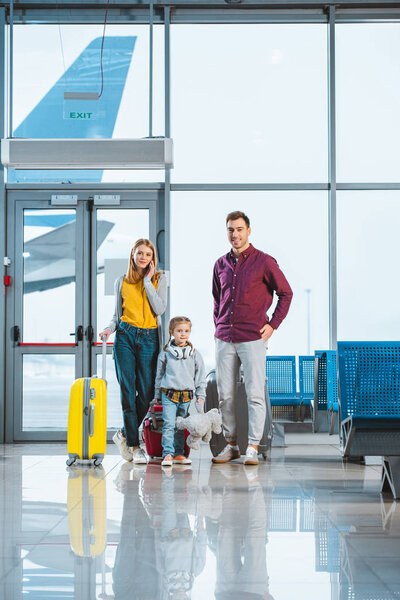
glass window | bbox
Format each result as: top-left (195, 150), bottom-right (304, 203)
top-left (23, 209), bottom-right (76, 343)
top-left (336, 24), bottom-right (400, 182)
top-left (12, 24), bottom-right (164, 183)
top-left (171, 24), bottom-right (328, 183)
top-left (23, 354), bottom-right (75, 430)
top-left (337, 191), bottom-right (400, 340)
top-left (170, 191), bottom-right (329, 370)
top-left (96, 208), bottom-right (149, 341)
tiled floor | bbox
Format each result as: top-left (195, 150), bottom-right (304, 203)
top-left (1, 434), bottom-right (399, 599)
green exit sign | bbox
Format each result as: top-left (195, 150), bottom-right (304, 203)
top-left (69, 112), bottom-right (93, 119)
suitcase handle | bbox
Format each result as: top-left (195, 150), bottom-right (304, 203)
top-left (89, 402), bottom-right (95, 437)
top-left (150, 401), bottom-right (158, 430)
top-left (101, 336), bottom-right (107, 382)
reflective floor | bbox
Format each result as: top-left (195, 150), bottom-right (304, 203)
top-left (1, 434), bottom-right (400, 600)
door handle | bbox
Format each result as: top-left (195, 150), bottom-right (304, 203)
top-left (12, 325), bottom-right (20, 343)
top-left (69, 325), bottom-right (84, 345)
top-left (86, 325), bottom-right (94, 342)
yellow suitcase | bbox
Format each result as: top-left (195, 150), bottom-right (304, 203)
top-left (67, 467), bottom-right (107, 557)
top-left (67, 340), bottom-right (107, 466)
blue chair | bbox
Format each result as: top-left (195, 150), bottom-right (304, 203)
top-left (266, 356), bottom-right (298, 407)
top-left (337, 341), bottom-right (400, 499)
top-left (299, 355), bottom-right (315, 405)
top-left (312, 350), bottom-right (328, 432)
top-left (266, 356), bottom-right (299, 422)
top-left (299, 355), bottom-right (315, 419)
top-left (326, 351), bottom-right (338, 435)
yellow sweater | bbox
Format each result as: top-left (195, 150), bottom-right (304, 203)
top-left (121, 277), bottom-right (158, 329)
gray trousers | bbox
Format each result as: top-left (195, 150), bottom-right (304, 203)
top-left (215, 337), bottom-right (267, 445)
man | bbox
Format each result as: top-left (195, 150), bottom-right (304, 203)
top-left (212, 210), bottom-right (293, 465)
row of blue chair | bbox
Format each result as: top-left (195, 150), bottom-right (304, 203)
top-left (265, 355), bottom-right (315, 417)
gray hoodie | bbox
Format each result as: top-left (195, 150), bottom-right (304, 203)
top-left (154, 342), bottom-right (206, 400)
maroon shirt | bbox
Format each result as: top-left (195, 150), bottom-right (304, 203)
top-left (213, 244), bottom-right (293, 343)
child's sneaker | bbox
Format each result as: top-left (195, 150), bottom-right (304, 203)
top-left (113, 430), bottom-right (133, 462)
top-left (173, 455), bottom-right (192, 465)
top-left (162, 454), bottom-right (173, 467)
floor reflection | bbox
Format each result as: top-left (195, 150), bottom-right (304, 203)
top-left (1, 445), bottom-right (400, 599)
top-left (206, 465), bottom-right (272, 600)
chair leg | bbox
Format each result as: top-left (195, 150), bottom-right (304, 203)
top-left (296, 403), bottom-right (305, 422)
top-left (381, 457), bottom-right (400, 500)
top-left (329, 410), bottom-right (337, 435)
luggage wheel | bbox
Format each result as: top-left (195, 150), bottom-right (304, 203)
top-left (262, 453), bottom-right (268, 460)
top-left (93, 458), bottom-right (102, 467)
top-left (66, 456), bottom-right (76, 467)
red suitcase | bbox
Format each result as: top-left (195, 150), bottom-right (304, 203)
top-left (142, 401), bottom-right (190, 459)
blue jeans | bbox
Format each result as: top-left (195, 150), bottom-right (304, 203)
top-left (161, 391), bottom-right (190, 457)
top-left (113, 321), bottom-right (159, 447)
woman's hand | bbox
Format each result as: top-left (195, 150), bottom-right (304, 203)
top-left (146, 261), bottom-right (155, 280)
top-left (99, 328), bottom-right (111, 342)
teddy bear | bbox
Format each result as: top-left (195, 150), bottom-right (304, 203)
top-left (176, 408), bottom-right (222, 451)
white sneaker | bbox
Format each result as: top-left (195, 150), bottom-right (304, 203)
top-left (162, 454), bottom-right (173, 467)
top-left (132, 447), bottom-right (148, 464)
top-left (243, 446), bottom-right (259, 465)
top-left (113, 431), bottom-right (133, 462)
top-left (211, 445), bottom-right (240, 464)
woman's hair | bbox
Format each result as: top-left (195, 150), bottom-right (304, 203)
top-left (164, 316), bottom-right (192, 350)
top-left (125, 238), bottom-right (160, 284)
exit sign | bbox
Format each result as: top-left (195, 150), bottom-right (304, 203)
top-left (69, 111), bottom-right (93, 120)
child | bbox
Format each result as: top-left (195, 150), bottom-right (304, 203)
top-left (154, 316), bottom-right (206, 467)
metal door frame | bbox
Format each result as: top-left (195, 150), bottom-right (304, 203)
top-left (90, 194), bottom-right (158, 443)
top-left (5, 188), bottom-right (158, 442)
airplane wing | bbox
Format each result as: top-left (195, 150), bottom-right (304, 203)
top-left (23, 220), bottom-right (114, 293)
top-left (8, 36), bottom-right (136, 183)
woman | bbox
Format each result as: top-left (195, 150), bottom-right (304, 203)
top-left (99, 239), bottom-right (167, 464)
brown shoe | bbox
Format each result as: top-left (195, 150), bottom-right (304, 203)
top-left (212, 445), bottom-right (240, 464)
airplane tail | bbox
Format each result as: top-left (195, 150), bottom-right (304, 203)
top-left (9, 36), bottom-right (136, 183)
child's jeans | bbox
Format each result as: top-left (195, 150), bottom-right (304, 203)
top-left (161, 391), bottom-right (190, 457)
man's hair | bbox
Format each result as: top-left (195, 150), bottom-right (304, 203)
top-left (226, 211), bottom-right (250, 228)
